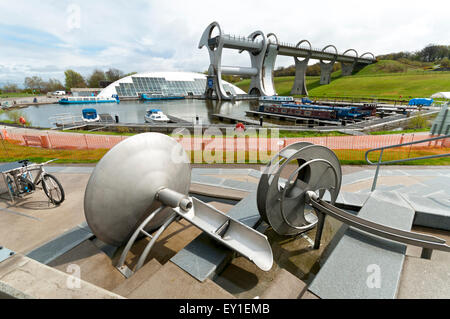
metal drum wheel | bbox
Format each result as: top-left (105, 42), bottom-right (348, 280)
top-left (257, 142), bottom-right (342, 236)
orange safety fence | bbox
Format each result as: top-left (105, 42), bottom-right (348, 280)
top-left (1, 128), bottom-right (449, 163)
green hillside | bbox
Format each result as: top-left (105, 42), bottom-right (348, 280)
top-left (235, 60), bottom-right (450, 100)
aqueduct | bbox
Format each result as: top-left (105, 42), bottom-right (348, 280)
top-left (199, 21), bottom-right (376, 100)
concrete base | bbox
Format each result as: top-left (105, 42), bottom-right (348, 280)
top-left (0, 254), bottom-right (123, 299)
top-left (397, 254), bottom-right (450, 298)
top-left (113, 259), bottom-right (162, 297)
top-left (260, 269), bottom-right (307, 299)
top-left (48, 240), bottom-right (125, 291)
top-left (126, 261), bottom-right (234, 299)
top-left (397, 227), bottom-right (450, 298)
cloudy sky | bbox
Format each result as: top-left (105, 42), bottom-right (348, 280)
top-left (0, 0), bottom-right (449, 86)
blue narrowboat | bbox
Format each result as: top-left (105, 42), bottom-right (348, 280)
top-left (59, 95), bottom-right (119, 105)
top-left (141, 94), bottom-right (185, 101)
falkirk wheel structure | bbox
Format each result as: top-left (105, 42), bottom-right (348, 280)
top-left (199, 21), bottom-right (376, 100)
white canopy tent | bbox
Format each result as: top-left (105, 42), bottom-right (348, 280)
top-left (430, 92), bottom-right (450, 99)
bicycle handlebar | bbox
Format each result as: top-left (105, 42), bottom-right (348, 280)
top-left (16, 159), bottom-right (58, 170)
top-left (42, 159), bottom-right (58, 165)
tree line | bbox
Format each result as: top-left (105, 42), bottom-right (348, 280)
top-left (0, 68), bottom-right (137, 94)
top-left (222, 44), bottom-right (450, 81)
top-left (377, 44), bottom-right (450, 66)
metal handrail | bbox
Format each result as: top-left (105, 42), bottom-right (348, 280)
top-left (365, 134), bottom-right (450, 191)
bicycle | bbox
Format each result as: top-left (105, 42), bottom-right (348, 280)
top-left (4, 159), bottom-right (65, 205)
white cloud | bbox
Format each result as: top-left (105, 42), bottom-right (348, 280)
top-left (0, 0), bottom-right (449, 85)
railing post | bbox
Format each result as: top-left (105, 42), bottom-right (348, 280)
top-left (371, 149), bottom-right (384, 192)
top-left (421, 248), bottom-right (433, 260)
top-left (313, 212), bottom-right (326, 250)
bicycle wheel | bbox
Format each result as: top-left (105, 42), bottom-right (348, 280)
top-left (42, 174), bottom-right (65, 205)
top-left (6, 175), bottom-right (18, 196)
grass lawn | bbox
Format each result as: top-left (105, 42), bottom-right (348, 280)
top-left (235, 60), bottom-right (450, 100)
top-left (369, 128), bottom-right (430, 135)
top-left (0, 93), bottom-right (42, 99)
top-left (0, 140), bottom-right (108, 163)
top-left (63, 129), bottom-right (348, 138)
top-left (69, 129), bottom-right (136, 136)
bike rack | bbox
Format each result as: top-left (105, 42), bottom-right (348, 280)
top-left (0, 161), bottom-right (26, 203)
top-left (0, 159), bottom-right (60, 204)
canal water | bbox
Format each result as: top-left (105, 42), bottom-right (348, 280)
top-left (1, 99), bottom-right (261, 128)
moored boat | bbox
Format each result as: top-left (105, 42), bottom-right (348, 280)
top-left (259, 95), bottom-right (294, 103)
top-left (259, 104), bottom-right (337, 120)
top-left (141, 93), bottom-right (185, 101)
top-left (82, 108), bottom-right (100, 122)
top-left (59, 95), bottom-right (119, 104)
top-left (144, 109), bottom-right (170, 123)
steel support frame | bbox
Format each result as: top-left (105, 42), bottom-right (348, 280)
top-left (291, 40), bottom-right (311, 96)
top-left (116, 188), bottom-right (273, 278)
top-left (307, 192), bottom-right (450, 258)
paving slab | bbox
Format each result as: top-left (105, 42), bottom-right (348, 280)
top-left (48, 240), bottom-right (125, 291)
top-left (45, 166), bottom-right (94, 174)
top-left (190, 183), bottom-right (249, 201)
top-left (27, 222), bottom-right (93, 264)
top-left (112, 259), bottom-right (162, 297)
top-left (397, 184), bottom-right (445, 197)
top-left (260, 268), bottom-right (307, 299)
top-left (401, 194), bottom-right (450, 230)
top-left (192, 168), bottom-right (252, 176)
top-left (0, 173), bottom-right (89, 254)
top-left (248, 169), bottom-right (263, 179)
top-left (323, 191), bottom-right (369, 208)
top-left (191, 174), bottom-right (225, 186)
top-left (0, 254), bottom-right (123, 299)
top-left (126, 261), bottom-right (235, 299)
top-left (309, 191), bottom-right (415, 299)
top-left (301, 290), bottom-right (320, 299)
top-left (191, 172), bottom-right (259, 193)
top-left (221, 179), bottom-right (257, 191)
top-left (397, 254), bottom-right (450, 299)
top-left (339, 192), bottom-right (370, 208)
top-left (421, 176), bottom-right (450, 193)
top-left (341, 170), bottom-right (375, 185)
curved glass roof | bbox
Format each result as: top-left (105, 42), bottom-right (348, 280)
top-left (98, 72), bottom-right (245, 98)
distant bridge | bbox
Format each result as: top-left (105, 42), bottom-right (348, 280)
top-left (199, 22), bottom-right (376, 100)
